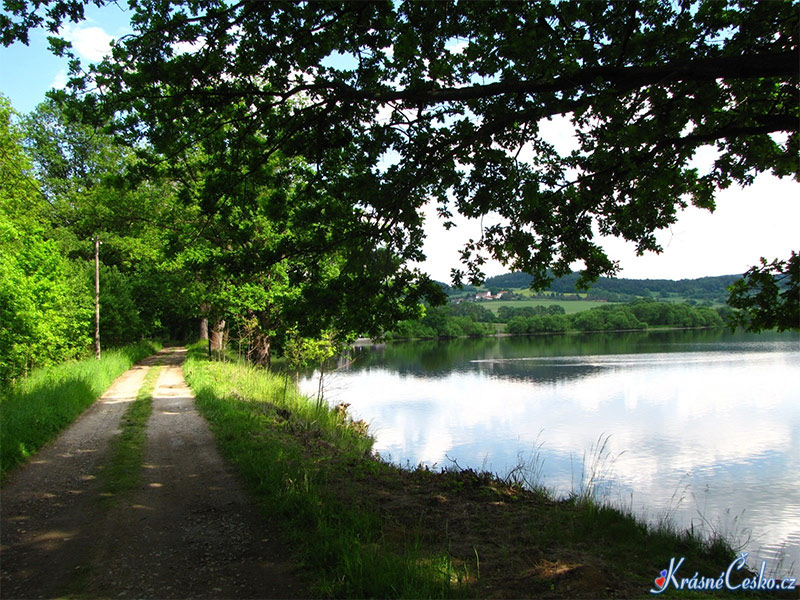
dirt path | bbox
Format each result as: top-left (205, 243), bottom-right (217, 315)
top-left (1, 348), bottom-right (171, 599)
top-left (1, 348), bottom-right (302, 599)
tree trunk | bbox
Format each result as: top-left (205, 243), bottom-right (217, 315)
top-left (199, 303), bottom-right (209, 341)
top-left (199, 318), bottom-right (208, 341)
top-left (210, 319), bottom-right (226, 359)
top-left (94, 234), bottom-right (101, 360)
top-left (250, 333), bottom-right (271, 369)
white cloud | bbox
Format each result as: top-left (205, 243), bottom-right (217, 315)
top-left (601, 172), bottom-right (800, 279)
top-left (173, 38), bottom-right (206, 56)
top-left (301, 352), bottom-right (799, 484)
top-left (415, 200), bottom-right (508, 282)
top-left (50, 69), bottom-right (68, 90)
top-left (418, 159), bottom-right (799, 283)
top-left (61, 24), bottom-right (114, 62)
top-left (537, 114), bottom-right (579, 156)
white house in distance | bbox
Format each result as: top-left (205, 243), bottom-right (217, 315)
top-left (476, 291), bottom-right (507, 301)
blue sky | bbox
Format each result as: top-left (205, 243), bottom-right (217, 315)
top-left (2, 8), bottom-right (798, 282)
top-left (0, 3), bottom-right (132, 114)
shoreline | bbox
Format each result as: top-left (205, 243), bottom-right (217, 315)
top-left (184, 344), bottom-right (793, 598)
top-left (374, 324), bottom-right (729, 343)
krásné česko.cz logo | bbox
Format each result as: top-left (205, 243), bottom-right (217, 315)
top-left (650, 553), bottom-right (797, 594)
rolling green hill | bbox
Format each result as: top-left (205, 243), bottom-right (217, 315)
top-left (441, 272), bottom-right (740, 304)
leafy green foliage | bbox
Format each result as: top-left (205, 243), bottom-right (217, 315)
top-left (389, 305), bottom-right (495, 339)
top-left (282, 328), bottom-right (343, 396)
top-left (570, 306), bottom-right (645, 333)
top-left (135, 108), bottom-right (445, 362)
top-left (497, 304), bottom-right (566, 322)
top-left (0, 217), bottom-right (92, 382)
top-left (11, 0), bottom-right (792, 291)
top-left (627, 299), bottom-right (724, 328)
top-left (93, 264), bottom-right (145, 345)
top-left (1, 2), bottom-right (796, 343)
top-left (727, 252), bottom-right (799, 332)
top-left (0, 96), bottom-right (92, 383)
top-left (21, 98), bottom-right (130, 214)
top-left (391, 298), bottom-right (725, 338)
top-left (22, 98), bottom-right (198, 343)
top-left (502, 300), bottom-right (724, 334)
top-left (506, 313), bottom-right (572, 334)
top-left (448, 302), bottom-right (497, 323)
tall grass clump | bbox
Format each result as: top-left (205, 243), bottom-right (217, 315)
top-left (0, 341), bottom-right (161, 481)
top-left (493, 432), bottom-right (741, 587)
top-left (183, 343), bottom-right (468, 598)
top-left (554, 434), bottom-right (742, 584)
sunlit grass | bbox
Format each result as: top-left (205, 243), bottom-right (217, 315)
top-left (0, 341), bottom-right (161, 482)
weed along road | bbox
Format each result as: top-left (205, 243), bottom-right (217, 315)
top-left (0, 347), bottom-right (302, 599)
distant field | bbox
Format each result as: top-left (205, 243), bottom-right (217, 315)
top-left (481, 299), bottom-right (607, 314)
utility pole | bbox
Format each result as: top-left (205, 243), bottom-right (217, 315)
top-left (95, 233), bottom-right (101, 359)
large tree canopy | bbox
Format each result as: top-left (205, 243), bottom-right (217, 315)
top-left (20, 99), bottom-right (199, 343)
top-left (3, 0), bottom-right (798, 329)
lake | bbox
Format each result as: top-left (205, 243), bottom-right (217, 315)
top-left (299, 329), bottom-right (800, 576)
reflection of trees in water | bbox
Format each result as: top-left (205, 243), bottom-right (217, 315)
top-left (473, 360), bottom-right (603, 385)
top-left (346, 338), bottom-right (502, 376)
top-left (324, 329), bottom-right (797, 381)
top-left (347, 329), bottom-right (734, 377)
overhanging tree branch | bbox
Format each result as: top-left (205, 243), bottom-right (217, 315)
top-left (317, 51), bottom-right (797, 105)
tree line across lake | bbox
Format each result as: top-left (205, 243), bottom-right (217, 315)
top-left (387, 299), bottom-right (727, 340)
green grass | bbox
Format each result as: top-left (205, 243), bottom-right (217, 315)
top-left (100, 364), bottom-right (161, 503)
top-left (183, 343), bottom-right (470, 598)
top-left (483, 299), bottom-right (607, 314)
top-left (0, 341), bottom-right (161, 483)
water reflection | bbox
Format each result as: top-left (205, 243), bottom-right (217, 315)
top-left (300, 329), bottom-right (800, 575)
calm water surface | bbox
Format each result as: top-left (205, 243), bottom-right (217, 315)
top-left (300, 329), bottom-right (800, 575)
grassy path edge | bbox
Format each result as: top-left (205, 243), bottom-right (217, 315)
top-left (0, 341), bottom-right (162, 483)
top-left (183, 344), bottom-right (466, 598)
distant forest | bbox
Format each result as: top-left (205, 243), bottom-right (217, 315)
top-left (440, 272), bottom-right (742, 303)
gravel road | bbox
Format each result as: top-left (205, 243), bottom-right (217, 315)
top-left (1, 348), bottom-right (303, 599)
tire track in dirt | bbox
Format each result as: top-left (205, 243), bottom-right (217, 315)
top-left (1, 348), bottom-right (172, 599)
top-left (83, 348), bottom-right (303, 599)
